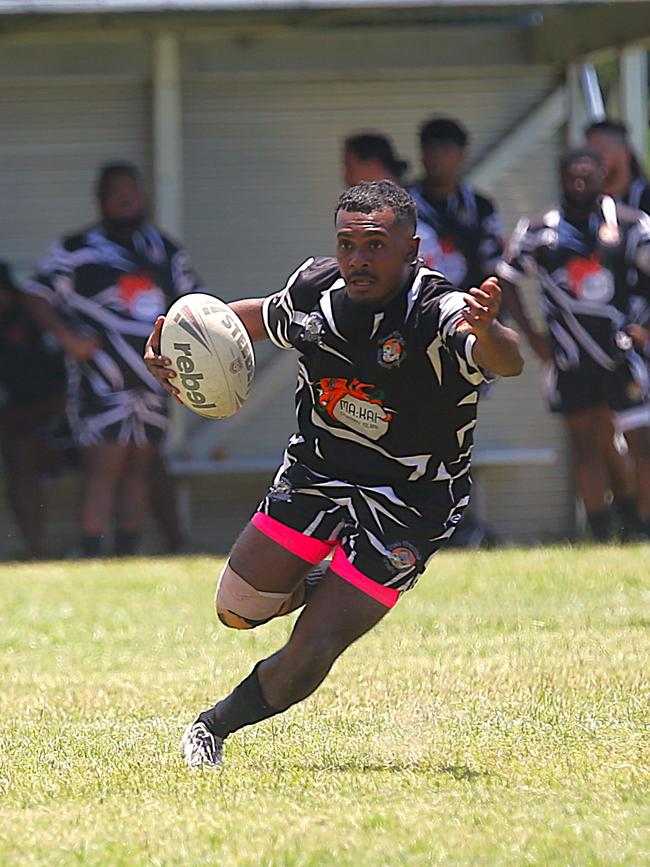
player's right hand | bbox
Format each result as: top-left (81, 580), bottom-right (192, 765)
top-left (144, 316), bottom-right (182, 403)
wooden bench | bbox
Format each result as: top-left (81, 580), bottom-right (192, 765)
top-left (169, 447), bottom-right (558, 530)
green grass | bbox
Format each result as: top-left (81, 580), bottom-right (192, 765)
top-left (0, 547), bottom-right (648, 866)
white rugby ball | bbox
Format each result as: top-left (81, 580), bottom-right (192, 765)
top-left (160, 293), bottom-right (255, 419)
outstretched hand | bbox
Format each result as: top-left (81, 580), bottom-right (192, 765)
top-left (143, 316), bottom-right (182, 403)
top-left (461, 277), bottom-right (502, 334)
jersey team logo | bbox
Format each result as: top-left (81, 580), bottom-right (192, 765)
top-left (565, 254), bottom-right (614, 303)
top-left (117, 273), bottom-right (166, 321)
top-left (378, 332), bottom-right (406, 368)
top-left (384, 541), bottom-right (420, 573)
top-left (301, 312), bottom-right (325, 344)
top-left (318, 377), bottom-right (393, 441)
top-left (425, 236), bottom-right (468, 287)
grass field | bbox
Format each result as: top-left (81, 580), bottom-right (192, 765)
top-left (0, 547), bottom-right (648, 866)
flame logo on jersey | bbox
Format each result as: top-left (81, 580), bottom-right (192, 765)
top-left (317, 377), bottom-right (393, 441)
top-left (421, 235), bottom-right (467, 286)
top-left (117, 273), bottom-right (166, 321)
top-left (565, 254), bottom-right (614, 303)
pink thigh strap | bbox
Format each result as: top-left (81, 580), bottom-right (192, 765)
top-left (330, 547), bottom-right (400, 608)
top-left (251, 512), bottom-right (336, 565)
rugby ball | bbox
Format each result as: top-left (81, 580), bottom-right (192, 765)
top-left (160, 293), bottom-right (255, 419)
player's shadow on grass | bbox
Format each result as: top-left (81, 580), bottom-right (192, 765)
top-left (300, 760), bottom-right (487, 778)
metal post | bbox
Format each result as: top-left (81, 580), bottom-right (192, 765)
top-left (152, 31), bottom-right (182, 238)
top-left (619, 45), bottom-right (648, 164)
top-left (152, 31), bottom-right (186, 455)
top-left (567, 63), bottom-right (587, 145)
top-left (580, 63), bottom-right (606, 123)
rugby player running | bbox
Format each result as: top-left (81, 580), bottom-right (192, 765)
top-left (145, 181), bottom-right (523, 768)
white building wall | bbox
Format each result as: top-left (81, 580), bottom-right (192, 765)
top-left (0, 22), bottom-right (571, 547)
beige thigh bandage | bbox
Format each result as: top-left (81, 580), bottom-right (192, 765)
top-left (215, 563), bottom-right (294, 629)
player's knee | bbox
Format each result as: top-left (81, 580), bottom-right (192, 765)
top-left (215, 562), bottom-right (293, 630)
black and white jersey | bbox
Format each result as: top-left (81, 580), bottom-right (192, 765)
top-left (623, 178), bottom-right (650, 327)
top-left (407, 182), bottom-right (504, 290)
top-left (25, 225), bottom-right (203, 446)
top-left (262, 257), bottom-right (490, 491)
top-left (623, 177), bottom-right (650, 214)
top-left (26, 224), bottom-right (202, 396)
top-left (498, 197), bottom-right (650, 371)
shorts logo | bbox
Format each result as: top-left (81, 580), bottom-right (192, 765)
top-left (301, 312), bottom-right (325, 345)
top-left (378, 332), bottom-right (406, 368)
top-left (384, 541), bottom-right (420, 573)
top-left (318, 377), bottom-right (393, 441)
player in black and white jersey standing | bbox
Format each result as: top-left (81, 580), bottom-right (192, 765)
top-left (498, 147), bottom-right (650, 541)
top-left (586, 120), bottom-right (650, 215)
top-left (145, 181), bottom-right (523, 767)
top-left (585, 121), bottom-right (650, 530)
top-left (407, 118), bottom-right (504, 292)
top-left (342, 133), bottom-right (409, 187)
top-left (23, 163), bottom-right (203, 557)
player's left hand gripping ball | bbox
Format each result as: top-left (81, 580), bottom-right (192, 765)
top-left (157, 294), bottom-right (255, 419)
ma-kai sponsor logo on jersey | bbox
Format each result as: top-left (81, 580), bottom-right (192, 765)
top-left (318, 377), bottom-right (394, 441)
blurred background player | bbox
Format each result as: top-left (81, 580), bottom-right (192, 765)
top-left (342, 133), bottom-right (409, 187)
top-left (0, 261), bottom-right (68, 559)
top-left (407, 117), bottom-right (504, 290)
top-left (498, 147), bottom-right (650, 541)
top-left (408, 117), bottom-right (505, 546)
top-left (586, 119), bottom-right (650, 509)
top-left (585, 119), bottom-right (650, 212)
top-left (23, 163), bottom-right (201, 557)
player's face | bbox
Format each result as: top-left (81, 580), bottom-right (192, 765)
top-left (343, 150), bottom-right (392, 187)
top-left (421, 141), bottom-right (464, 185)
top-left (100, 173), bottom-right (146, 226)
top-left (561, 157), bottom-right (604, 208)
top-left (335, 208), bottom-right (419, 305)
top-left (585, 131), bottom-right (628, 183)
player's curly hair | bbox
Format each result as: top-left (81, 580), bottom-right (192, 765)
top-left (335, 180), bottom-right (417, 232)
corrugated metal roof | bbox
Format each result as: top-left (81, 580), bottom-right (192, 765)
top-left (0, 0), bottom-right (610, 14)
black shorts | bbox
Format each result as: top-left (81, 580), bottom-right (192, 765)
top-left (68, 386), bottom-right (168, 448)
top-left (544, 362), bottom-right (650, 430)
top-left (253, 459), bottom-right (470, 608)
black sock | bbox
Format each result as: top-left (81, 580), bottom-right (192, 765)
top-left (80, 534), bottom-right (103, 557)
top-left (586, 508), bottom-right (613, 542)
top-left (114, 531), bottom-right (138, 556)
top-left (635, 519), bottom-right (650, 539)
top-left (614, 498), bottom-right (638, 539)
top-left (198, 663), bottom-right (279, 739)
